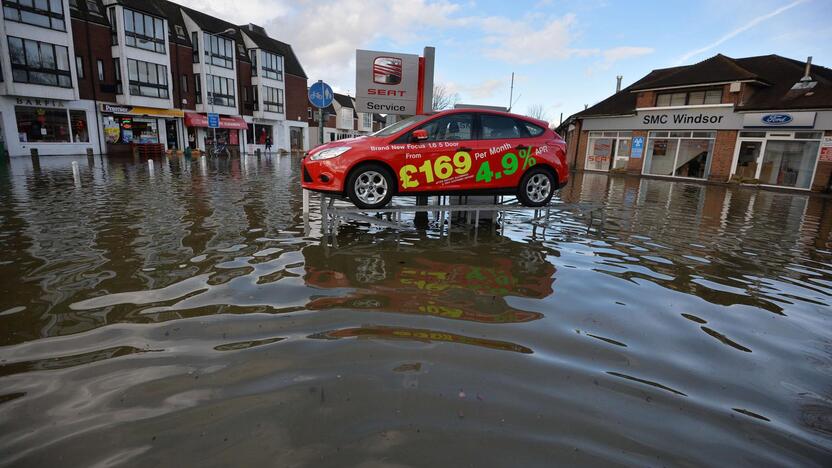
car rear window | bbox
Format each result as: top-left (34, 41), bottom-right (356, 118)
top-left (523, 121), bottom-right (545, 137)
top-left (480, 114), bottom-right (528, 139)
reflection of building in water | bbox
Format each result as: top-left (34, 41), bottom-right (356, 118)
top-left (302, 229), bottom-right (556, 324)
top-left (309, 326), bottom-right (533, 354)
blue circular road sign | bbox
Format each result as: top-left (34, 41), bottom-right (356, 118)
top-left (308, 81), bottom-right (334, 108)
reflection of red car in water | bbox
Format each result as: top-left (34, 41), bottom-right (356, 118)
top-left (301, 109), bottom-right (568, 208)
top-left (303, 242), bottom-right (555, 324)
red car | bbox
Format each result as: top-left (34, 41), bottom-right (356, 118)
top-left (301, 109), bottom-right (568, 208)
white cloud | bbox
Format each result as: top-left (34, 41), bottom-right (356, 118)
top-left (675, 0), bottom-right (807, 64)
top-left (585, 45), bottom-right (654, 75)
top-left (481, 14), bottom-right (595, 64)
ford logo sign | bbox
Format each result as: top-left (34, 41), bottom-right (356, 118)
top-left (761, 114), bottom-right (792, 125)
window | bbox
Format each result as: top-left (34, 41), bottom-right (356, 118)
top-left (96, 59), bottom-right (104, 81)
top-left (3, 0), bottom-right (65, 31)
top-left (124, 9), bottom-right (165, 53)
top-left (249, 50), bottom-right (257, 76)
top-left (417, 113), bottom-right (474, 141)
top-left (363, 113), bottom-right (371, 128)
top-left (307, 107), bottom-right (312, 120)
top-left (7, 37), bottom-right (71, 87)
top-left (207, 75), bottom-right (234, 107)
top-left (194, 74), bottom-right (201, 103)
top-left (75, 56), bottom-right (84, 79)
top-left (263, 86), bottom-right (283, 113)
top-left (70, 109), bottom-right (89, 142)
top-left (86, 0), bottom-right (101, 16)
top-left (174, 25), bottom-right (185, 37)
top-left (525, 122), bottom-right (545, 136)
top-left (204, 32), bottom-right (234, 69)
top-left (191, 31), bottom-right (199, 63)
top-left (644, 131), bottom-right (715, 179)
top-left (15, 106), bottom-right (69, 142)
top-left (655, 88), bottom-right (722, 107)
top-left (113, 58), bottom-right (122, 93)
top-left (261, 51), bottom-right (283, 80)
top-left (108, 7), bottom-right (117, 45)
top-left (127, 59), bottom-right (169, 98)
top-left (180, 74), bottom-right (188, 93)
top-left (246, 123), bottom-right (272, 144)
top-left (480, 114), bottom-right (528, 139)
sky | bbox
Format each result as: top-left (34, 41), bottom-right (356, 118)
top-left (176, 0), bottom-right (832, 124)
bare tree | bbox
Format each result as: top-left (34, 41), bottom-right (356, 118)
top-left (432, 84), bottom-right (460, 111)
top-left (526, 104), bottom-right (549, 121)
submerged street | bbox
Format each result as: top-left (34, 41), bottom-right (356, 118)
top-left (1, 154), bottom-right (831, 466)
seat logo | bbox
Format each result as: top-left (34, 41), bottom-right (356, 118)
top-left (373, 57), bottom-right (402, 85)
top-left (761, 114), bottom-right (792, 125)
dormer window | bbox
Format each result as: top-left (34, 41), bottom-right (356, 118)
top-left (655, 87), bottom-right (722, 107)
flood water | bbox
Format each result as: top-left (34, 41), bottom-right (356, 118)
top-left (1, 154), bottom-right (831, 467)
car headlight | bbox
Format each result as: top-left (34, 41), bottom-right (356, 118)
top-left (310, 146), bottom-right (351, 161)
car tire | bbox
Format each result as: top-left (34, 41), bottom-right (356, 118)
top-left (347, 163), bottom-right (395, 209)
top-left (517, 167), bottom-right (555, 207)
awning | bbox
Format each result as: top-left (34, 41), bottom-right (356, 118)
top-left (184, 112), bottom-right (248, 129)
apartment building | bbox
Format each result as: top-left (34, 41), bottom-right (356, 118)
top-left (0, 0), bottom-right (308, 157)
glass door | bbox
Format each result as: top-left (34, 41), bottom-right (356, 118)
top-left (613, 137), bottom-right (630, 170)
top-left (734, 140), bottom-right (763, 180)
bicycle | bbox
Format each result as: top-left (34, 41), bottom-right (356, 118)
top-left (208, 142), bottom-right (230, 159)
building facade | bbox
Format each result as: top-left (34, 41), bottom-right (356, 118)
top-left (0, 0), bottom-right (308, 157)
top-left (563, 54), bottom-right (832, 192)
top-left (306, 92), bottom-right (386, 148)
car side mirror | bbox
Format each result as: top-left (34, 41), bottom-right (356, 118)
top-left (412, 129), bottom-right (428, 142)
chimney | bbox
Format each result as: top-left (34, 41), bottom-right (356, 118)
top-left (616, 75), bottom-right (623, 93)
top-left (802, 56), bottom-right (813, 81)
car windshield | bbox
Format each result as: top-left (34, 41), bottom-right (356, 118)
top-left (371, 114), bottom-right (431, 137)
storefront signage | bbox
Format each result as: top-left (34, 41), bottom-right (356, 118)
top-left (631, 137), bottom-right (644, 159)
top-left (16, 97), bottom-right (66, 108)
top-left (100, 104), bottom-right (184, 118)
top-left (184, 112), bottom-right (247, 129)
top-left (820, 136), bottom-right (832, 162)
top-left (355, 49), bottom-right (420, 115)
top-left (743, 111), bottom-right (816, 128)
top-left (583, 107), bottom-right (743, 131)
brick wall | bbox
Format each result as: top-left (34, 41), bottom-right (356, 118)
top-left (635, 91), bottom-right (655, 108)
top-left (811, 130), bottom-right (832, 192)
top-left (575, 130), bottom-right (589, 171)
top-left (285, 74), bottom-right (308, 123)
top-left (627, 130), bottom-right (648, 174)
top-left (72, 19), bottom-right (116, 103)
top-left (169, 43), bottom-right (196, 110)
top-left (709, 130), bottom-right (738, 182)
top-left (237, 61), bottom-right (253, 116)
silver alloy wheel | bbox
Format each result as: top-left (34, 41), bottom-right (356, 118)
top-left (354, 170), bottom-right (388, 205)
top-left (525, 173), bottom-right (552, 203)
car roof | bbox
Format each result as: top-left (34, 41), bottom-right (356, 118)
top-left (430, 108), bottom-right (550, 129)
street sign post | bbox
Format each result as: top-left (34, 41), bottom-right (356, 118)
top-left (309, 80), bottom-right (334, 145)
top-left (207, 113), bottom-right (220, 129)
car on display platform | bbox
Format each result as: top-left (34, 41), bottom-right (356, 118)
top-left (301, 109), bottom-right (568, 209)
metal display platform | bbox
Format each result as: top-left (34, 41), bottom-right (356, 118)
top-left (303, 190), bottom-right (582, 237)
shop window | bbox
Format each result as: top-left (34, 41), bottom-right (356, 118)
top-left (263, 86), bottom-right (283, 113)
top-left (204, 32), bottom-right (234, 69)
top-left (261, 51), bottom-right (283, 81)
top-left (246, 123), bottom-right (272, 145)
top-left (127, 59), bottom-right (169, 98)
top-left (758, 140), bottom-right (819, 189)
top-left (655, 88), bottom-right (722, 107)
top-left (207, 75), bottom-right (235, 107)
top-left (70, 110), bottom-right (89, 142)
top-left (586, 137), bottom-right (613, 171)
top-left (15, 106), bottom-right (70, 142)
top-left (124, 9), bottom-right (165, 54)
top-left (739, 131), bottom-right (766, 138)
top-left (644, 131), bottom-right (714, 179)
top-left (7, 36), bottom-right (71, 88)
top-left (3, 0), bottom-right (65, 31)
top-left (794, 131), bottom-right (823, 140)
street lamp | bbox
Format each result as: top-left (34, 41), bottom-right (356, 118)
top-left (205, 27), bottom-right (236, 156)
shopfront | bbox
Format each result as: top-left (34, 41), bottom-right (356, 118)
top-left (0, 96), bottom-right (99, 156)
top-left (184, 112), bottom-right (247, 153)
top-left (245, 120), bottom-right (275, 153)
top-left (585, 131), bottom-right (632, 171)
top-left (100, 104), bottom-right (184, 155)
top-left (729, 112), bottom-right (828, 190)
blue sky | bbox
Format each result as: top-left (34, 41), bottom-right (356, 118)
top-left (182, 0), bottom-right (831, 122)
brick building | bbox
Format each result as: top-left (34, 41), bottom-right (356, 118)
top-left (561, 54), bottom-right (832, 192)
top-left (0, 0), bottom-right (308, 157)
